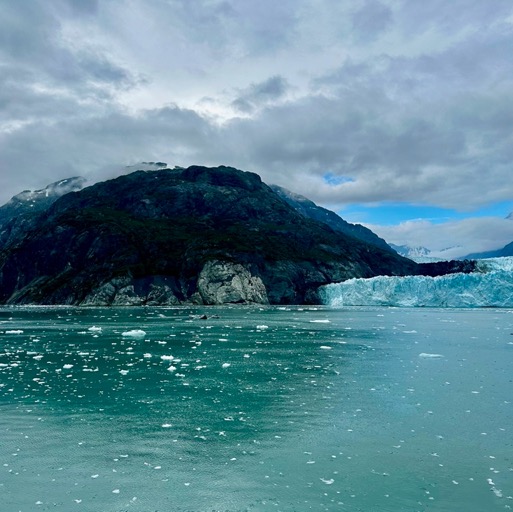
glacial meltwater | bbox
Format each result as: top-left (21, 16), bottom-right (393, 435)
top-left (0, 306), bottom-right (512, 512)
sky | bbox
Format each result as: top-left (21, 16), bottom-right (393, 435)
top-left (1, 0), bottom-right (513, 258)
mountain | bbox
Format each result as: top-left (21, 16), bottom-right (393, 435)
top-left (0, 176), bottom-right (87, 247)
top-left (461, 211), bottom-right (513, 259)
top-left (270, 185), bottom-right (393, 252)
top-left (465, 241), bottom-right (513, 260)
top-left (0, 165), bottom-right (476, 306)
top-left (0, 176), bottom-right (87, 226)
top-left (390, 244), bottom-right (432, 260)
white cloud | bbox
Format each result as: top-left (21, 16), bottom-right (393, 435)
top-left (366, 217), bottom-right (513, 258)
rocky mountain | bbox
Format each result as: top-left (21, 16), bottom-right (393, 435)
top-left (0, 165), bottom-right (475, 306)
top-left (0, 176), bottom-right (87, 248)
top-left (270, 185), bottom-right (393, 252)
top-left (0, 176), bottom-right (87, 226)
top-left (389, 244), bottom-right (432, 260)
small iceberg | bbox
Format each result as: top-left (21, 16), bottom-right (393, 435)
top-left (122, 329), bottom-right (146, 338)
top-left (419, 353), bottom-right (444, 359)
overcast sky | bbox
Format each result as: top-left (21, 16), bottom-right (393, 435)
top-left (1, 0), bottom-right (513, 257)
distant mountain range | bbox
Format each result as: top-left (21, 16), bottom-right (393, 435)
top-left (390, 244), bottom-right (432, 260)
top-left (0, 165), bottom-right (476, 306)
top-left (464, 241), bottom-right (513, 260)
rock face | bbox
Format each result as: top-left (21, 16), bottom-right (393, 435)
top-left (0, 165), bottom-right (468, 306)
top-left (196, 261), bottom-right (269, 305)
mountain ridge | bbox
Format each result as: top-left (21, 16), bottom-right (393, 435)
top-left (0, 165), bottom-right (475, 306)
top-left (270, 185), bottom-right (393, 252)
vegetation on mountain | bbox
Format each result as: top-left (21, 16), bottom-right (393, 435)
top-left (0, 165), bottom-right (475, 305)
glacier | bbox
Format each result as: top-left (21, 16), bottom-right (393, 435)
top-left (320, 257), bottom-right (513, 308)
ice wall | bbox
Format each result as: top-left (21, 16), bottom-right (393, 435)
top-left (320, 257), bottom-right (513, 308)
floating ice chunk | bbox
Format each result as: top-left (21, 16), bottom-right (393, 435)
top-left (256, 325), bottom-right (269, 330)
top-left (320, 478), bottom-right (335, 484)
top-left (161, 423), bottom-right (173, 428)
top-left (88, 326), bottom-right (102, 332)
top-left (63, 364), bottom-right (74, 369)
top-left (33, 355), bottom-right (43, 360)
top-left (222, 363), bottom-right (231, 368)
top-left (119, 369), bottom-right (129, 375)
top-left (167, 366), bottom-right (177, 372)
top-left (122, 329), bottom-right (146, 337)
top-left (6, 330), bottom-right (23, 334)
top-left (487, 478), bottom-right (503, 497)
top-left (112, 489), bottom-right (120, 494)
top-left (309, 319), bottom-right (330, 323)
top-left (419, 353), bottom-right (444, 359)
top-left (161, 355), bottom-right (174, 361)
top-left (320, 346), bottom-right (332, 350)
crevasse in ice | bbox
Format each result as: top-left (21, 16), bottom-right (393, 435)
top-left (319, 257), bottom-right (513, 308)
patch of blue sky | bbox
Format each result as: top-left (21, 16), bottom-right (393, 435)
top-left (338, 200), bottom-right (513, 226)
top-left (322, 172), bottom-right (354, 186)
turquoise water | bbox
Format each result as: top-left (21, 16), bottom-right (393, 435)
top-left (0, 306), bottom-right (512, 511)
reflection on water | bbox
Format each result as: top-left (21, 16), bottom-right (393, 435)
top-left (0, 306), bottom-right (512, 511)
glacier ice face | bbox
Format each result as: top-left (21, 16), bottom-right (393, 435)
top-left (320, 257), bottom-right (513, 308)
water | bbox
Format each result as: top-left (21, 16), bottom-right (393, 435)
top-left (0, 306), bottom-right (512, 511)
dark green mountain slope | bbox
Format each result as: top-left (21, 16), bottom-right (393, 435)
top-left (270, 185), bottom-right (393, 252)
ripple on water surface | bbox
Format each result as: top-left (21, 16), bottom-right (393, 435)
top-left (0, 306), bottom-right (512, 511)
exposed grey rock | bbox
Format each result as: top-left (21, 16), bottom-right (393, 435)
top-left (81, 276), bottom-right (181, 306)
top-left (81, 277), bottom-right (131, 306)
top-left (197, 260), bottom-right (269, 305)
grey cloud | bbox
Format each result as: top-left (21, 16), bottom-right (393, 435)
top-left (134, 0), bottom-right (300, 60)
top-left (0, 103), bottom-right (219, 202)
top-left (1, 0), bottom-right (513, 222)
top-left (231, 76), bottom-right (290, 113)
top-left (59, 0), bottom-right (99, 16)
top-left (0, 0), bottom-right (137, 91)
top-left (352, 0), bottom-right (393, 42)
top-left (396, 0), bottom-right (513, 37)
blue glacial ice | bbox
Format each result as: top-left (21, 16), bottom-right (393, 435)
top-left (320, 257), bottom-right (513, 308)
